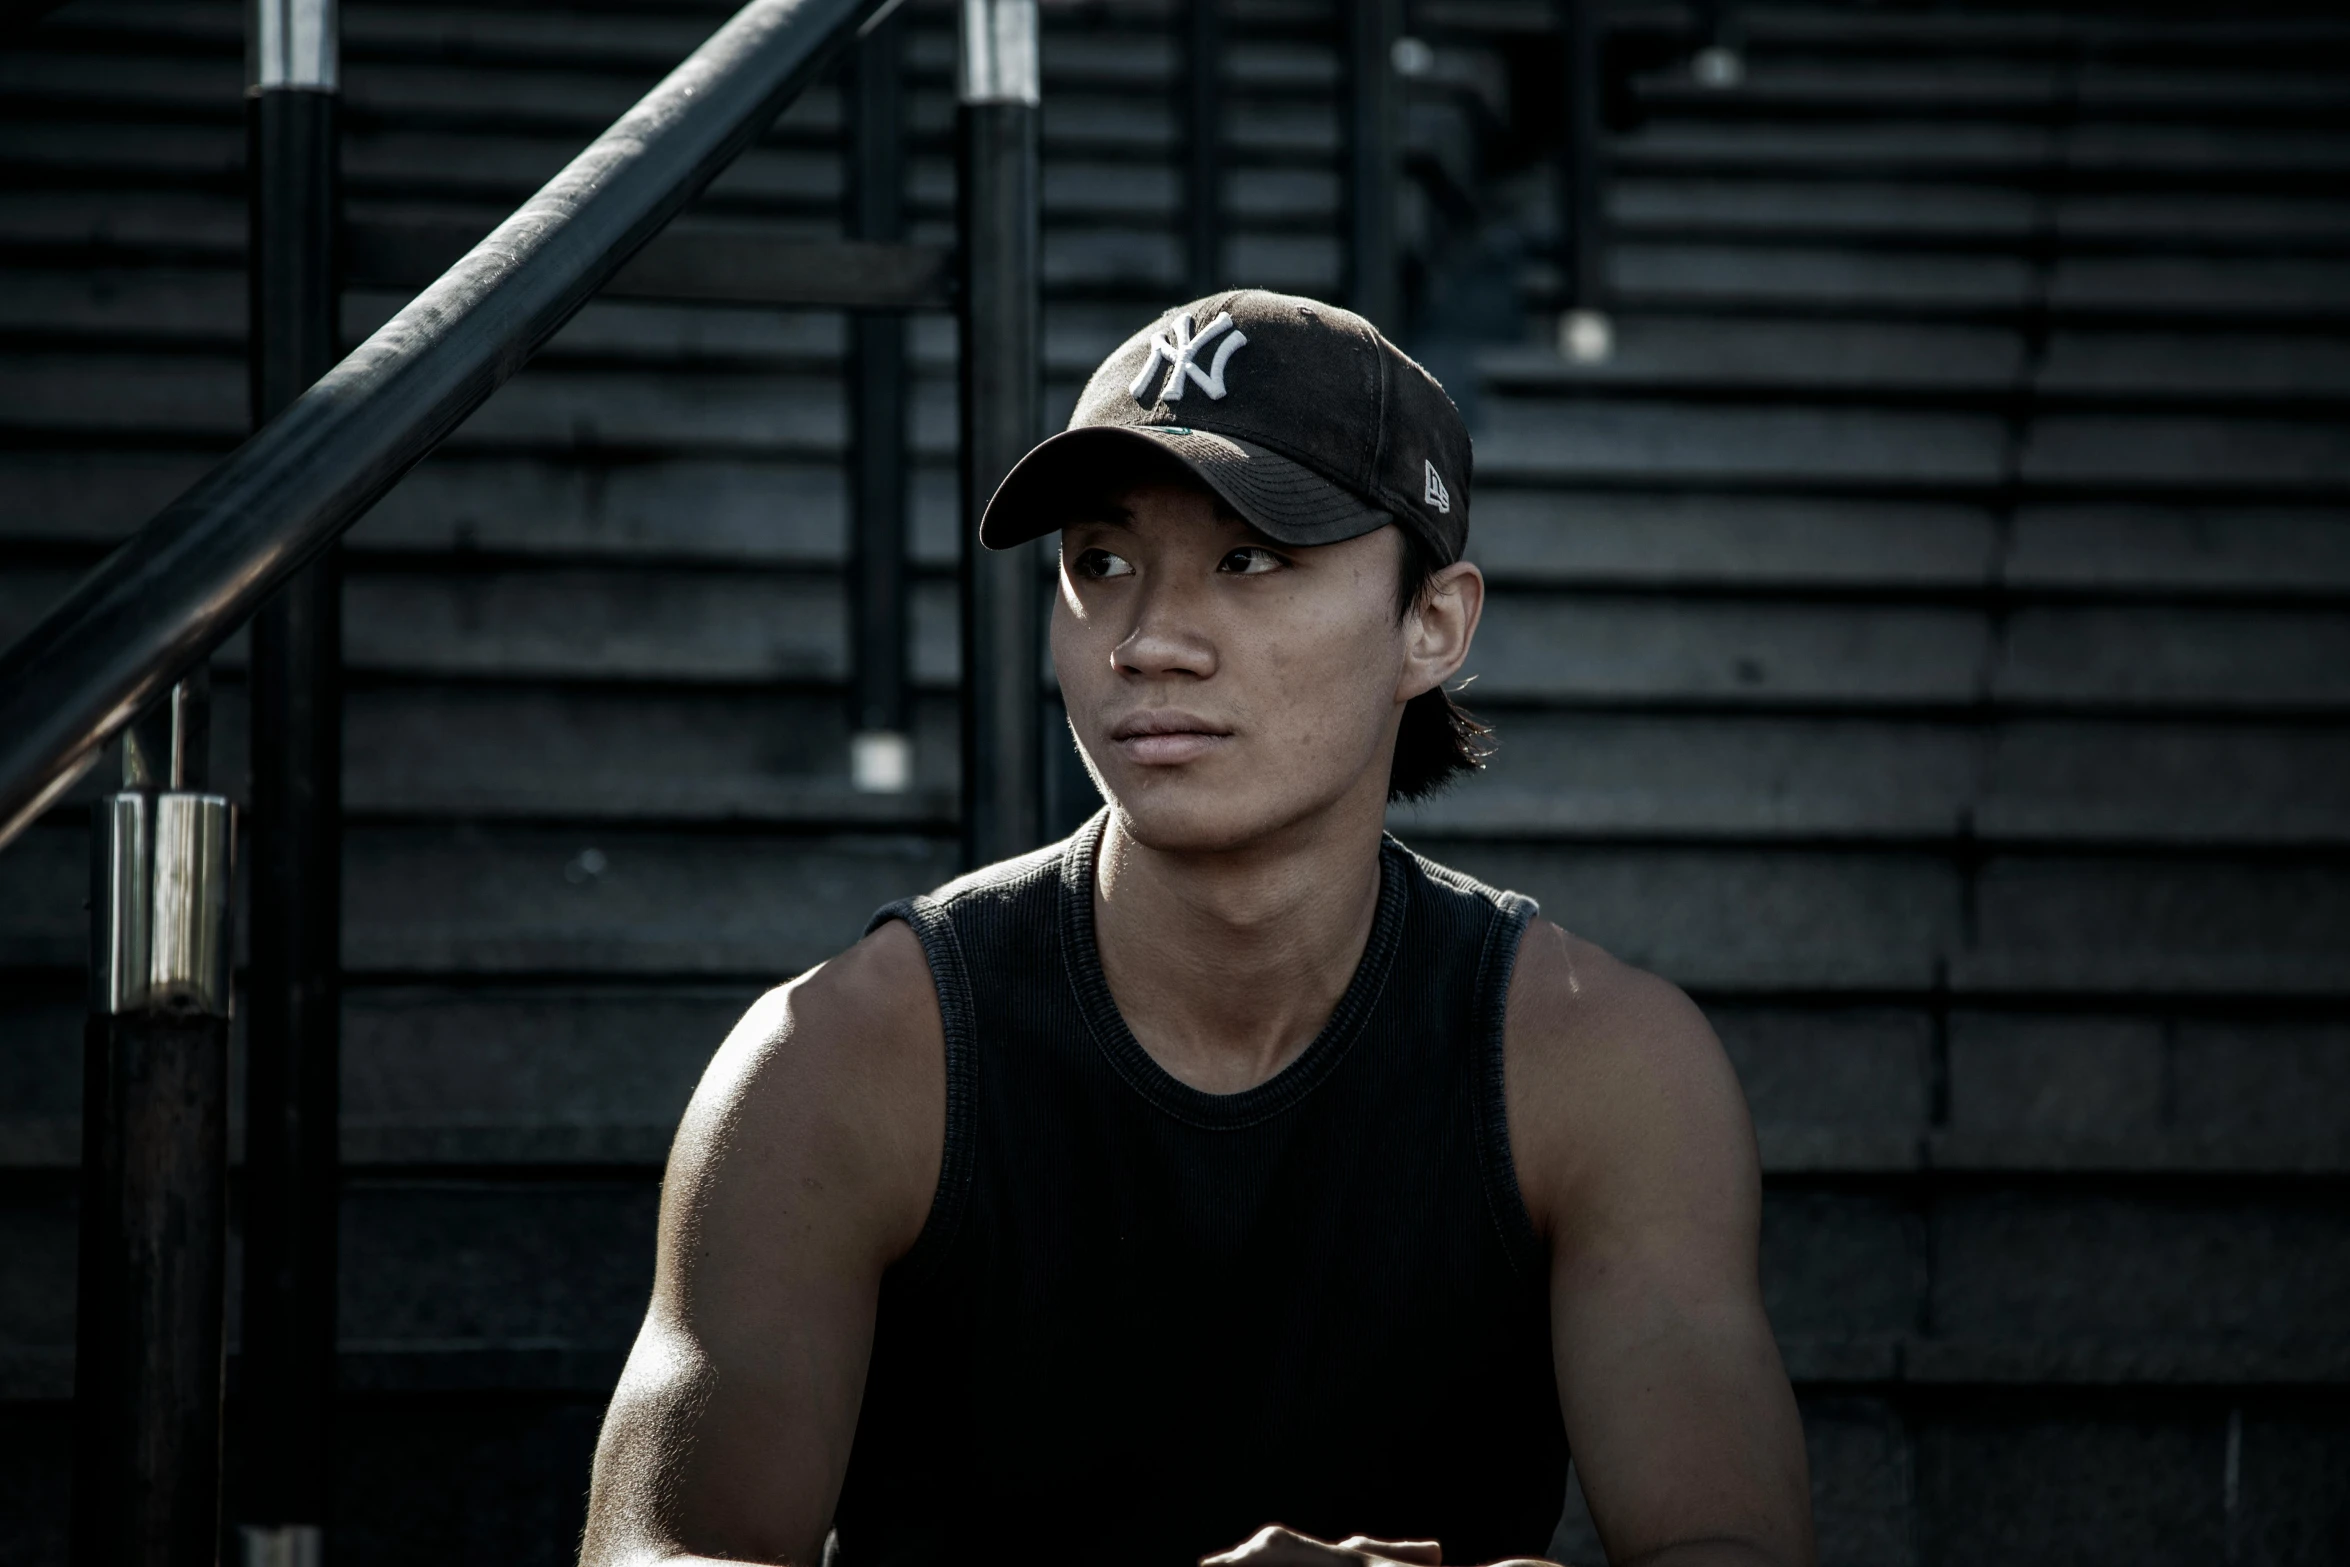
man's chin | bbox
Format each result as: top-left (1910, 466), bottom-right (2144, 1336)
top-left (1101, 774), bottom-right (1279, 855)
top-left (1099, 765), bottom-right (1343, 858)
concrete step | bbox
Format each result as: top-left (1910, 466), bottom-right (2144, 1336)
top-left (0, 1169), bottom-right (2339, 1389)
top-left (1633, 59), bottom-right (2350, 121)
top-left (2020, 411), bottom-right (2350, 491)
top-left (1483, 320), bottom-right (2350, 406)
top-left (1733, 4), bottom-right (2350, 60)
top-left (1474, 493), bottom-right (2350, 596)
top-left (17, 562), bottom-right (2340, 716)
top-left (1606, 242), bottom-right (2039, 313)
top-left (1477, 395), bottom-right (2010, 486)
top-left (1400, 713), bottom-right (2350, 846)
top-left (34, 671), bottom-right (2349, 849)
top-left (4, 816), bottom-right (2345, 995)
top-left (36, 672), bottom-right (2336, 848)
top-left (0, 989), bottom-right (2331, 1173)
top-left (0, 188), bottom-right (245, 262)
top-left (1473, 492), bottom-right (2001, 587)
top-left (1469, 594), bottom-right (2350, 712)
top-left (1593, 244), bottom-right (2350, 323)
top-left (1617, 119), bottom-right (2350, 181)
top-left (1479, 318), bottom-right (2026, 396)
top-left (1611, 179), bottom-right (2350, 250)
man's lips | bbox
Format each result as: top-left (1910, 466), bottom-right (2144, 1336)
top-left (1108, 710), bottom-right (1232, 766)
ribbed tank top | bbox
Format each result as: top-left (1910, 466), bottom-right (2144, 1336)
top-left (835, 810), bottom-right (1567, 1566)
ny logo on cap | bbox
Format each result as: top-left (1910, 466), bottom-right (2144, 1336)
top-left (1131, 311), bottom-right (1249, 405)
top-left (1424, 460), bottom-right (1451, 514)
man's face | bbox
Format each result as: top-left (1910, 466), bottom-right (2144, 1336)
top-left (1051, 478), bottom-right (1441, 854)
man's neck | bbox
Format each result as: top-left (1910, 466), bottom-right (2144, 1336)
top-left (1091, 790), bottom-right (1388, 1096)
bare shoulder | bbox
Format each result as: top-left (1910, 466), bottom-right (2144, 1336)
top-left (583, 923), bottom-right (943, 1567)
top-left (664, 917), bottom-right (945, 1282)
top-left (1501, 918), bottom-right (1758, 1245)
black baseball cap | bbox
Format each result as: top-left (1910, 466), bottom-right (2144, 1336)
top-left (977, 289), bottom-right (1472, 564)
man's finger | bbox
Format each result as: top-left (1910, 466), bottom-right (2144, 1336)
top-left (1336, 1537), bottom-right (1444, 1565)
top-left (1204, 1525), bottom-right (1319, 1564)
top-left (1203, 1525), bottom-right (1450, 1566)
top-left (1202, 1525), bottom-right (1316, 1565)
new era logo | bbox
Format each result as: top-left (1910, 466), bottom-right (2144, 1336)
top-left (1423, 460), bottom-right (1451, 514)
top-left (1130, 311), bottom-right (1249, 405)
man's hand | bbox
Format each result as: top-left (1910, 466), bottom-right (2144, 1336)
top-left (1204, 1524), bottom-right (1557, 1567)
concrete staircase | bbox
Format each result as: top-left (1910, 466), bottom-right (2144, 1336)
top-left (0, 1), bottom-right (2344, 1563)
top-left (1409, 5), bottom-right (2350, 1560)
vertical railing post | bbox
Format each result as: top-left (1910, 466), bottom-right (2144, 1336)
top-left (240, 1), bottom-right (342, 1564)
top-left (848, 4), bottom-right (912, 795)
top-left (1343, 0), bottom-right (1402, 333)
top-left (957, 0), bottom-right (1041, 867)
top-left (72, 676), bottom-right (235, 1567)
top-left (1556, 0), bottom-right (1612, 361)
top-left (1183, 0), bottom-right (1223, 296)
top-left (1689, 0), bottom-right (1742, 88)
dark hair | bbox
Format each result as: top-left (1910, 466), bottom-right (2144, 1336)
top-left (1389, 525), bottom-right (1493, 802)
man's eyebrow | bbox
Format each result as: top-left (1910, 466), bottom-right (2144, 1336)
top-left (1060, 500), bottom-right (1135, 529)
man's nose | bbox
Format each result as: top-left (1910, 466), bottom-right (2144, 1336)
top-left (1113, 575), bottom-right (1217, 680)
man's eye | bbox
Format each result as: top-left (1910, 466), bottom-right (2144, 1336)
top-left (1072, 548), bottom-right (1134, 580)
top-left (1218, 546), bottom-right (1284, 576)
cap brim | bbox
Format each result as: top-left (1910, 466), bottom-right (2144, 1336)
top-left (977, 425), bottom-right (1390, 551)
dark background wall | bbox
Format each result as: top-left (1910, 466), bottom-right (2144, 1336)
top-left (1, 1), bottom-right (2346, 1563)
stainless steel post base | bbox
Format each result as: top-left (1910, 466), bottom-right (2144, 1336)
top-left (242, 1522), bottom-right (325, 1567)
top-left (90, 790), bottom-right (236, 1019)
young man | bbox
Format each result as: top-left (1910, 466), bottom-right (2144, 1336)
top-left (579, 292), bottom-right (1813, 1567)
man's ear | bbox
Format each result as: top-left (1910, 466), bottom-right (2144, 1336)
top-left (1399, 560), bottom-right (1485, 702)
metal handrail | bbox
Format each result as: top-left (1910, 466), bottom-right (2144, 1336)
top-left (0, 0), bottom-right (891, 849)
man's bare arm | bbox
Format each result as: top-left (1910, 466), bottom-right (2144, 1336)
top-left (1508, 920), bottom-right (1814, 1567)
top-left (1201, 923), bottom-right (1808, 1567)
top-left (579, 922), bottom-right (944, 1567)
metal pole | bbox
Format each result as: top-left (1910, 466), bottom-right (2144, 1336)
top-left (240, 3), bottom-right (340, 1563)
top-left (848, 4), bottom-right (911, 794)
top-left (1556, 0), bottom-right (1612, 362)
top-left (957, 0), bottom-right (1041, 867)
top-left (1689, 0), bottom-right (1742, 88)
top-left (1183, 0), bottom-right (1223, 296)
top-left (71, 676), bottom-right (235, 1567)
top-left (1343, 0), bottom-right (1401, 334)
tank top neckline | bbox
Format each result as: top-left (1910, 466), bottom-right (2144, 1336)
top-left (1053, 809), bottom-right (1414, 1131)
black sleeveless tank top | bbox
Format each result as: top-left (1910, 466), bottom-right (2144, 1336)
top-left (835, 811), bottom-right (1568, 1566)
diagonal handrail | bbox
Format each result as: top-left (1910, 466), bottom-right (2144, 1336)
top-left (0, 0), bottom-right (891, 849)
